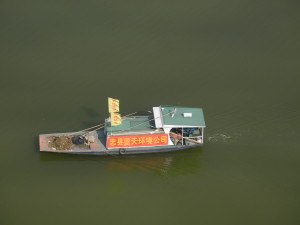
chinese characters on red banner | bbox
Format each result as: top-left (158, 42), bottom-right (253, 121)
top-left (107, 134), bottom-right (169, 148)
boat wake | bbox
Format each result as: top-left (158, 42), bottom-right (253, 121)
top-left (207, 132), bottom-right (241, 144)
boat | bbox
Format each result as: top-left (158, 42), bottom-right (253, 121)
top-left (39, 99), bottom-right (206, 155)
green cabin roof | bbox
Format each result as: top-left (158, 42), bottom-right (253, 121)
top-left (160, 105), bottom-right (206, 127)
top-left (105, 115), bottom-right (157, 134)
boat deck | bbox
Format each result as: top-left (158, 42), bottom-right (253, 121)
top-left (105, 116), bottom-right (164, 136)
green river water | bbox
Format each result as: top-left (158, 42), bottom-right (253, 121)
top-left (1, 1), bottom-right (299, 225)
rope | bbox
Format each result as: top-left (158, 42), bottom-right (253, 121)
top-left (79, 112), bottom-right (138, 136)
top-left (69, 124), bottom-right (103, 135)
top-left (112, 109), bottom-right (176, 135)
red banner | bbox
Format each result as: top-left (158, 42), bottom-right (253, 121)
top-left (107, 134), bottom-right (169, 148)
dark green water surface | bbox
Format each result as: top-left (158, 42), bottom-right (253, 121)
top-left (1, 1), bottom-right (299, 225)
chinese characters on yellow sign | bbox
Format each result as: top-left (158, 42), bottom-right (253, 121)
top-left (108, 98), bottom-right (122, 126)
top-left (108, 98), bottom-right (119, 113)
top-left (107, 134), bottom-right (169, 148)
top-left (110, 112), bottom-right (122, 126)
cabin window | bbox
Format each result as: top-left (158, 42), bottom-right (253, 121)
top-left (182, 128), bottom-right (203, 145)
top-left (169, 127), bottom-right (203, 145)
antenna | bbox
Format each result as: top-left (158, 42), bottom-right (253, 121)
top-left (171, 108), bottom-right (177, 118)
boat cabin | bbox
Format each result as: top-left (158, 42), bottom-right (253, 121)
top-left (105, 105), bottom-right (205, 149)
top-left (153, 105), bottom-right (206, 146)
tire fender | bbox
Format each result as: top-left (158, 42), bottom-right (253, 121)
top-left (119, 148), bottom-right (126, 155)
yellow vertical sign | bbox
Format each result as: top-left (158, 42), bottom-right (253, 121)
top-left (108, 98), bottom-right (120, 113)
top-left (111, 112), bottom-right (122, 126)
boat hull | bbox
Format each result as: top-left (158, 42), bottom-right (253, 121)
top-left (49, 145), bottom-right (201, 155)
top-left (39, 131), bottom-right (203, 155)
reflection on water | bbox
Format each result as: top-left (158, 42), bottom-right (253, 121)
top-left (108, 152), bottom-right (204, 176)
top-left (39, 148), bottom-right (203, 176)
top-left (106, 155), bottom-right (173, 174)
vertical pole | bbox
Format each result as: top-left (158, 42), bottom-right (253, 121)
top-left (110, 117), bottom-right (112, 136)
top-left (202, 127), bottom-right (204, 144)
top-left (182, 127), bottom-right (184, 145)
